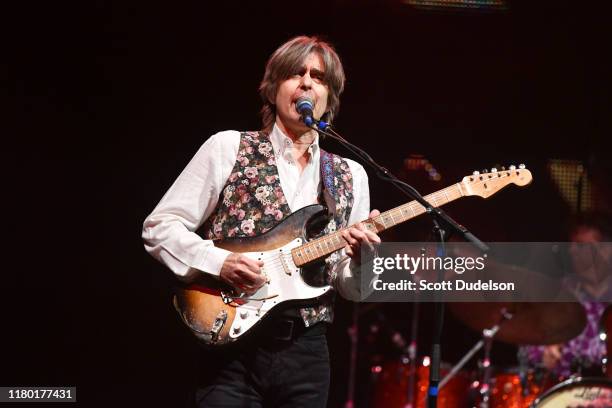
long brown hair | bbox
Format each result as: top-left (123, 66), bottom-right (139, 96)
top-left (259, 36), bottom-right (346, 132)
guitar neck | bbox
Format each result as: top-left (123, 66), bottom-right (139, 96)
top-left (292, 183), bottom-right (465, 266)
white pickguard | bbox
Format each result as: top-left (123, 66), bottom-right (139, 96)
top-left (228, 238), bottom-right (331, 339)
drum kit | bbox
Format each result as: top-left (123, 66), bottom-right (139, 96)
top-left (371, 295), bottom-right (612, 407)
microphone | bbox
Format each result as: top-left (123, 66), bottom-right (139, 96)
top-left (295, 96), bottom-right (315, 127)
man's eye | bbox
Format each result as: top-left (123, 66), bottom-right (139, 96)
top-left (292, 68), bottom-right (307, 77)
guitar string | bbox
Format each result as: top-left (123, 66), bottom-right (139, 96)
top-left (293, 183), bottom-right (464, 261)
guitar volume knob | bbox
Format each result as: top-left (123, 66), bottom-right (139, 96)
top-left (240, 310), bottom-right (249, 319)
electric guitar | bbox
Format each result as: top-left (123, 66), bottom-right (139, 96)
top-left (173, 166), bottom-right (533, 346)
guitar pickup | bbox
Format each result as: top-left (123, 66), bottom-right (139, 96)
top-left (279, 249), bottom-right (292, 275)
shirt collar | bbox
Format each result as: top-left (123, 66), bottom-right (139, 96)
top-left (270, 123), bottom-right (319, 158)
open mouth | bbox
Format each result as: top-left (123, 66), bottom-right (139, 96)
top-left (293, 96), bottom-right (315, 115)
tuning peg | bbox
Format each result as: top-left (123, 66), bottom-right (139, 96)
top-left (473, 170), bottom-right (480, 176)
top-left (491, 168), bottom-right (498, 173)
top-left (519, 164), bottom-right (526, 169)
top-left (509, 165), bottom-right (516, 170)
top-left (501, 166), bottom-right (506, 171)
top-left (482, 169), bottom-right (489, 173)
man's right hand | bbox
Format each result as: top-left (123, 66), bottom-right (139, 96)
top-left (219, 253), bottom-right (266, 296)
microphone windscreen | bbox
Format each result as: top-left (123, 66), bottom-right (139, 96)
top-left (295, 97), bottom-right (314, 114)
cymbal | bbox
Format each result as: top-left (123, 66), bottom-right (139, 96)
top-left (449, 301), bottom-right (586, 345)
top-left (446, 253), bottom-right (588, 345)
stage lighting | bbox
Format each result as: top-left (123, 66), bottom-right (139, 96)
top-left (548, 159), bottom-right (594, 214)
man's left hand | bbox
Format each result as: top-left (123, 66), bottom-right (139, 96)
top-left (341, 209), bottom-right (381, 265)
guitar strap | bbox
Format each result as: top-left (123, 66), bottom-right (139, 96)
top-left (319, 147), bottom-right (353, 224)
top-left (319, 148), bottom-right (338, 217)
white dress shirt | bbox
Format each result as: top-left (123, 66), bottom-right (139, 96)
top-left (142, 123), bottom-right (371, 300)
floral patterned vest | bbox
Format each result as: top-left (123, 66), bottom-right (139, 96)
top-left (202, 131), bottom-right (354, 326)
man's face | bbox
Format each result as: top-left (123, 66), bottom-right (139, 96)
top-left (569, 226), bottom-right (612, 284)
top-left (274, 52), bottom-right (329, 135)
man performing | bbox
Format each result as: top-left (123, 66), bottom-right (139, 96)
top-left (142, 36), bottom-right (380, 407)
top-left (521, 213), bottom-right (612, 379)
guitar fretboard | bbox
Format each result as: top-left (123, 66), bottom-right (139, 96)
top-left (291, 183), bottom-right (464, 266)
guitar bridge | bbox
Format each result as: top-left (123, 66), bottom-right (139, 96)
top-left (209, 310), bottom-right (227, 343)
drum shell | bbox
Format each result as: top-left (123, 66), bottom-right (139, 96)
top-left (532, 377), bottom-right (612, 407)
top-left (488, 369), bottom-right (556, 408)
top-left (600, 305), bottom-right (612, 378)
top-left (372, 360), bottom-right (471, 408)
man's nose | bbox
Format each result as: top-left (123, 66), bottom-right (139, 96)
top-left (299, 72), bottom-right (313, 88)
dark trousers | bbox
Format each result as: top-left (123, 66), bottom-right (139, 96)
top-left (194, 321), bottom-right (330, 408)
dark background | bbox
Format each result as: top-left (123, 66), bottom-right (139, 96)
top-left (4, 0), bottom-right (611, 407)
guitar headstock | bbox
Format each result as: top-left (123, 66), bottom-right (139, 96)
top-left (461, 164), bottom-right (533, 198)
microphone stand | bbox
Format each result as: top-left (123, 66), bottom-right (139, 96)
top-left (312, 122), bottom-right (489, 408)
top-left (313, 124), bottom-right (489, 253)
top-left (429, 221), bottom-right (446, 408)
